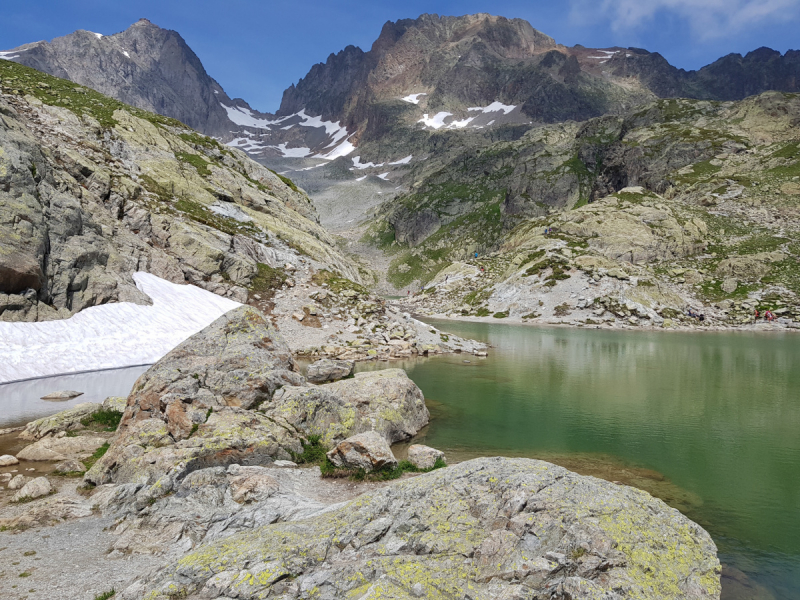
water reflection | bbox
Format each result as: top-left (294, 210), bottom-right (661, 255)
top-left (361, 321), bottom-right (800, 599)
top-left (0, 365), bottom-right (149, 428)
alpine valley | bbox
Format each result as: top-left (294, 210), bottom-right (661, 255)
top-left (3, 13), bottom-right (798, 330)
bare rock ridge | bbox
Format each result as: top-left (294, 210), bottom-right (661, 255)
top-left (2, 14), bottom-right (798, 162)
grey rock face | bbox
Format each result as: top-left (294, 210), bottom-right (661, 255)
top-left (8, 474), bottom-right (29, 489)
top-left (326, 431), bottom-right (397, 472)
top-left (4, 20), bottom-right (236, 136)
top-left (16, 434), bottom-right (106, 462)
top-left (53, 458), bottom-right (87, 474)
top-left (306, 358), bottom-right (354, 383)
top-left (121, 457), bottom-right (722, 600)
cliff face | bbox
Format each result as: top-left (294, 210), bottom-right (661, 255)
top-left (0, 60), bottom-right (361, 322)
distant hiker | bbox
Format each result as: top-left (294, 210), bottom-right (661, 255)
top-left (754, 309), bottom-right (760, 319)
top-left (407, 290), bottom-right (410, 297)
top-left (766, 310), bottom-right (774, 322)
top-left (699, 314), bottom-right (705, 322)
top-left (544, 227), bottom-right (548, 235)
top-left (475, 251), bottom-right (478, 259)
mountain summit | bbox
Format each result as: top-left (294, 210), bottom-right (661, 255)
top-left (0, 18), bottom-right (238, 135)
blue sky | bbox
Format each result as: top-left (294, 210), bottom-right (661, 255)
top-left (2, 0), bottom-right (799, 112)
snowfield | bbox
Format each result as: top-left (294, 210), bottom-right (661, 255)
top-left (0, 273), bottom-right (241, 384)
top-left (401, 93), bottom-right (427, 104)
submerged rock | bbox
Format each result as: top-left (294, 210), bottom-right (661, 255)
top-left (121, 457), bottom-right (721, 600)
top-left (326, 431), bottom-right (397, 472)
top-left (40, 390), bottom-right (84, 400)
top-left (407, 444), bottom-right (446, 470)
top-left (306, 358), bottom-right (354, 383)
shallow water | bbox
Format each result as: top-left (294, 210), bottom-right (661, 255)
top-left (0, 365), bottom-right (149, 428)
top-left (362, 321), bottom-right (800, 600)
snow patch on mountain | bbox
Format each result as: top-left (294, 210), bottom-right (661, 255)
top-left (389, 155), bottom-right (413, 165)
top-left (221, 103), bottom-right (279, 128)
top-left (418, 112), bottom-right (453, 129)
top-left (270, 143), bottom-right (312, 158)
top-left (0, 49), bottom-right (25, 60)
top-left (377, 172), bottom-right (390, 180)
top-left (0, 273), bottom-right (240, 383)
top-left (355, 175), bottom-right (368, 182)
top-left (317, 138), bottom-right (355, 160)
top-left (468, 101), bottom-right (517, 115)
top-left (352, 156), bottom-right (384, 170)
top-left (402, 93), bottom-right (427, 104)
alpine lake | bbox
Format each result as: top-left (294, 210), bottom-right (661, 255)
top-left (2, 321), bottom-right (797, 599)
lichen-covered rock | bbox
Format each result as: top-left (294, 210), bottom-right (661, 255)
top-left (306, 358), bottom-right (354, 383)
top-left (85, 407), bottom-right (302, 488)
top-left (83, 307), bottom-right (309, 487)
top-left (407, 444), bottom-right (445, 470)
top-left (121, 457), bottom-right (721, 600)
top-left (123, 306), bottom-right (302, 432)
top-left (12, 476), bottom-right (52, 502)
top-left (102, 396), bottom-right (128, 412)
top-left (19, 402), bottom-right (101, 440)
top-left (16, 434), bottom-right (106, 461)
top-left (326, 431), bottom-right (397, 472)
top-left (266, 369), bottom-right (429, 447)
top-left (40, 390), bottom-right (84, 400)
top-left (53, 458), bottom-right (87, 474)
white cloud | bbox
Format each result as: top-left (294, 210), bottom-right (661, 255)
top-left (570, 0), bottom-right (800, 40)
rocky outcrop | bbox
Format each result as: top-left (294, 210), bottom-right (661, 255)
top-left (85, 306), bottom-right (305, 485)
top-left (120, 457), bottom-right (721, 600)
top-left (326, 431), bottom-right (398, 472)
top-left (306, 358), bottom-right (354, 383)
top-left (266, 369), bottom-right (429, 447)
top-left (0, 59), bottom-right (362, 322)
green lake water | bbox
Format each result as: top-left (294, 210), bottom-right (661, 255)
top-left (360, 320), bottom-right (800, 600)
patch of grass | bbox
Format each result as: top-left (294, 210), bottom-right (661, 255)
top-left (570, 546), bottom-right (587, 560)
top-left (94, 591), bottom-right (116, 600)
top-left (492, 311), bottom-right (509, 319)
top-left (272, 171), bottom-right (299, 193)
top-left (292, 434), bottom-right (328, 465)
top-left (23, 551), bottom-right (36, 557)
top-left (249, 262), bottom-right (288, 299)
top-left (311, 270), bottom-right (369, 296)
top-left (554, 303), bottom-right (572, 317)
top-left (475, 307), bottom-right (491, 317)
top-left (175, 152), bottom-right (211, 177)
top-left (19, 571), bottom-right (31, 578)
top-left (323, 458), bottom-right (447, 482)
top-left (80, 409), bottom-right (123, 432)
top-left (173, 197), bottom-right (259, 237)
top-left (82, 442), bottom-right (110, 471)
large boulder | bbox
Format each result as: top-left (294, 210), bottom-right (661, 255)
top-left (120, 457), bottom-right (721, 600)
top-left (326, 431), bottom-right (398, 472)
top-left (122, 306), bottom-right (303, 435)
top-left (12, 476), bottom-right (52, 502)
top-left (0, 454), bottom-right (19, 466)
top-left (266, 369), bottom-right (429, 447)
top-left (85, 307), bottom-right (307, 486)
top-left (407, 444), bottom-right (446, 470)
top-left (306, 358), bottom-right (354, 383)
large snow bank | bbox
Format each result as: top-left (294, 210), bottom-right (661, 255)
top-left (0, 273), bottom-right (241, 384)
top-left (401, 93), bottom-right (427, 104)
